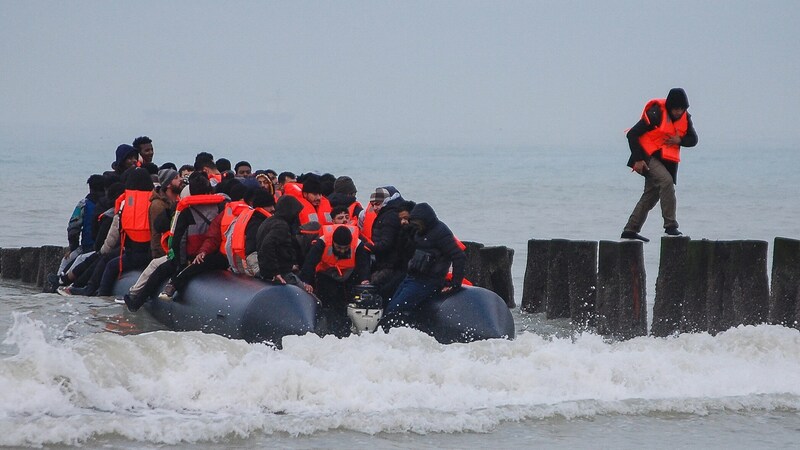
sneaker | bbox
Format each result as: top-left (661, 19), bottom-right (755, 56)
top-left (158, 283), bottom-right (176, 301)
top-left (665, 227), bottom-right (683, 236)
top-left (620, 230), bottom-right (650, 243)
top-left (56, 286), bottom-right (73, 297)
top-left (123, 294), bottom-right (145, 312)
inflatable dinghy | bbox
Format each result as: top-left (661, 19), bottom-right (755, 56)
top-left (113, 270), bottom-right (515, 345)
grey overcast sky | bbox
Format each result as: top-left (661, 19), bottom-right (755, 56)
top-left (1, 0), bottom-right (798, 152)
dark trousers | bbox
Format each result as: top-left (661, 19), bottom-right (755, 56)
top-left (315, 273), bottom-right (355, 338)
top-left (98, 249), bottom-right (151, 296)
top-left (381, 275), bottom-right (444, 330)
top-left (172, 252), bottom-right (229, 290)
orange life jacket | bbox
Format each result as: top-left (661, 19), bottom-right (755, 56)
top-left (447, 236), bottom-right (472, 285)
top-left (120, 190), bottom-right (152, 243)
top-left (163, 194), bottom-right (226, 260)
top-left (317, 196), bottom-right (333, 225)
top-left (282, 182), bottom-right (303, 199)
top-left (347, 201), bottom-right (363, 227)
top-left (208, 172), bottom-right (222, 186)
top-left (316, 224), bottom-right (359, 281)
top-left (638, 98), bottom-right (689, 163)
top-left (218, 200), bottom-right (250, 254)
top-left (360, 204), bottom-right (377, 245)
top-left (225, 207), bottom-right (272, 274)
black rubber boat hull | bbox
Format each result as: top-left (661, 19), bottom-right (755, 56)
top-left (113, 270), bottom-right (515, 345)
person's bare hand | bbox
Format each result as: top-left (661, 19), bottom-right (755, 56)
top-left (665, 135), bottom-right (681, 145)
top-left (192, 252), bottom-right (206, 264)
top-left (633, 160), bottom-right (649, 175)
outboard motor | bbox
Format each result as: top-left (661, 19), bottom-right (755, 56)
top-left (347, 284), bottom-right (384, 334)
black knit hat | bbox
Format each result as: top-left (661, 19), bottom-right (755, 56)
top-left (302, 178), bottom-right (323, 194)
top-left (332, 226), bottom-right (352, 245)
top-left (333, 176), bottom-right (357, 195)
top-left (665, 88), bottom-right (689, 110)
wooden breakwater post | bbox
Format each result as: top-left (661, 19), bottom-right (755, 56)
top-left (520, 239), bottom-right (598, 328)
top-left (1, 245), bottom-right (66, 290)
top-left (441, 241), bottom-right (517, 308)
top-left (706, 240), bottom-right (769, 334)
top-left (521, 239), bottom-right (550, 313)
top-left (770, 237), bottom-right (800, 328)
top-left (651, 236), bottom-right (691, 337)
top-left (18, 247), bottom-right (41, 284)
top-left (567, 240), bottom-right (597, 329)
top-left (596, 240), bottom-right (647, 339)
top-left (546, 239), bottom-right (571, 319)
top-left (680, 239), bottom-right (713, 333)
top-left (652, 239), bottom-right (770, 335)
top-left (1, 248), bottom-right (21, 280)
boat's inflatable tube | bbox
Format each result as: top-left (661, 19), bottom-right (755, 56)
top-left (112, 270), bottom-right (515, 344)
top-left (418, 286), bottom-right (516, 343)
top-left (113, 270), bottom-right (317, 346)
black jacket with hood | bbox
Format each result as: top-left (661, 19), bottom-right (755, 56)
top-left (256, 195), bottom-right (304, 279)
top-left (370, 186), bottom-right (406, 270)
top-left (407, 203), bottom-right (465, 287)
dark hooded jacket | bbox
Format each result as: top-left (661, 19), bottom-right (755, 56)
top-left (256, 195), bottom-right (304, 279)
top-left (370, 186), bottom-right (406, 270)
top-left (407, 203), bottom-right (465, 287)
top-left (626, 88), bottom-right (698, 184)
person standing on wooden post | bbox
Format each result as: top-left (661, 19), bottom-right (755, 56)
top-left (621, 88), bottom-right (698, 242)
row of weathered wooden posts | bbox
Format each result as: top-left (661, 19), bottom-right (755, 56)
top-left (3, 238), bottom-right (798, 339)
top-left (520, 236), bottom-right (800, 338)
top-left (0, 241), bottom-right (518, 305)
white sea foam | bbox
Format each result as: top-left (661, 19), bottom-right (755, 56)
top-left (1, 312), bottom-right (800, 446)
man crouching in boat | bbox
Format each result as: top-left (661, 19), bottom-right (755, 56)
top-left (299, 225), bottom-right (371, 338)
top-left (380, 202), bottom-right (466, 331)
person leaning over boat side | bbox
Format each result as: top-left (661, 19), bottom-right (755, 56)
top-left (256, 195), bottom-right (307, 288)
top-left (299, 225), bottom-right (371, 337)
top-left (380, 202), bottom-right (466, 331)
top-left (621, 88), bottom-right (698, 242)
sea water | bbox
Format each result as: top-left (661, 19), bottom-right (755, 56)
top-left (0, 143), bottom-right (798, 448)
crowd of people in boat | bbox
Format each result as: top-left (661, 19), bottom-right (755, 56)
top-left (50, 137), bottom-right (467, 335)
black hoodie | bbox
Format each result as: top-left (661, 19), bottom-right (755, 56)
top-left (407, 203), bottom-right (465, 287)
top-left (256, 196), bottom-right (304, 279)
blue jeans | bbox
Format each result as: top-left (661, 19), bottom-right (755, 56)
top-left (381, 275), bottom-right (444, 330)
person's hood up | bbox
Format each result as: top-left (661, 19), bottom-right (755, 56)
top-left (381, 185), bottom-right (404, 207)
top-left (665, 88), bottom-right (689, 110)
top-left (273, 195), bottom-right (304, 222)
top-left (115, 144), bottom-right (138, 169)
top-left (408, 202), bottom-right (439, 229)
